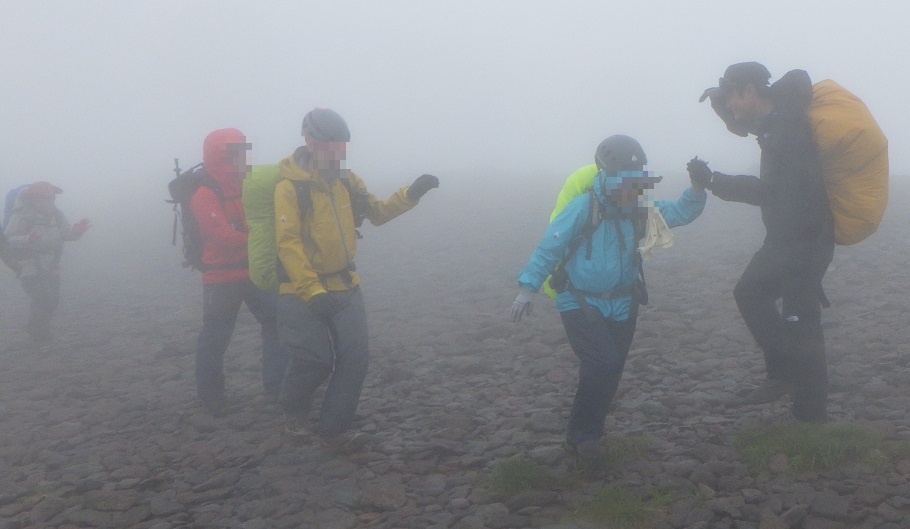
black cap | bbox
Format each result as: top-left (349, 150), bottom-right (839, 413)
top-left (301, 107), bottom-right (351, 142)
top-left (699, 62), bottom-right (772, 103)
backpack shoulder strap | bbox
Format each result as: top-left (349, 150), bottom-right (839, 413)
top-left (631, 211), bottom-right (648, 304)
top-left (556, 187), bottom-right (600, 267)
top-left (195, 168), bottom-right (224, 202)
top-left (581, 188), bottom-right (600, 237)
top-left (338, 171), bottom-right (356, 197)
top-left (339, 172), bottom-right (369, 232)
top-left (290, 180), bottom-right (312, 223)
top-left (580, 187), bottom-right (601, 260)
top-left (633, 215), bottom-right (647, 243)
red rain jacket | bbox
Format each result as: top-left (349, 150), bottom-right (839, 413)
top-left (189, 128), bottom-right (249, 284)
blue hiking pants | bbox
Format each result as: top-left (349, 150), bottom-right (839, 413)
top-left (560, 305), bottom-right (638, 447)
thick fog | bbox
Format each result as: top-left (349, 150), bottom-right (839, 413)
top-left (1, 1), bottom-right (908, 307)
top-left (5, 5), bottom-right (910, 526)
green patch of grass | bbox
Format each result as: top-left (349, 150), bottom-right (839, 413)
top-left (481, 456), bottom-right (568, 497)
top-left (882, 439), bottom-right (910, 461)
top-left (602, 433), bottom-right (653, 465)
top-left (566, 434), bottom-right (654, 479)
top-left (734, 423), bottom-right (885, 472)
top-left (573, 485), bottom-right (673, 529)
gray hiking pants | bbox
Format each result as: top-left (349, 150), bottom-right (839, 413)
top-left (278, 286), bottom-right (369, 437)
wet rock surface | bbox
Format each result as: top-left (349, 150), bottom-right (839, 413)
top-left (1, 182), bottom-right (909, 528)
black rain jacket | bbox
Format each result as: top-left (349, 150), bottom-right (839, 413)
top-left (711, 70), bottom-right (835, 248)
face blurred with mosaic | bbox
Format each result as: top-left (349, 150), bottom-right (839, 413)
top-left (306, 138), bottom-right (347, 171)
top-left (225, 142), bottom-right (252, 180)
top-left (601, 172), bottom-right (657, 210)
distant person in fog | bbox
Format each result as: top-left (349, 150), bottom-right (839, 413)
top-left (3, 181), bottom-right (91, 343)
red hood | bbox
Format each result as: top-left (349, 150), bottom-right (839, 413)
top-left (203, 128), bottom-right (246, 197)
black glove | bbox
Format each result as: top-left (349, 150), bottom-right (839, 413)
top-left (307, 292), bottom-right (341, 321)
top-left (686, 157), bottom-right (714, 191)
top-left (406, 174), bottom-right (439, 201)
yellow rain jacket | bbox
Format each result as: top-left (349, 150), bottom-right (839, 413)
top-left (275, 150), bottom-right (415, 301)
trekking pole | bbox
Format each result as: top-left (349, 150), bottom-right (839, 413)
top-left (171, 158), bottom-right (181, 245)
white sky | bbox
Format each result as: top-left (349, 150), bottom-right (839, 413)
top-left (1, 0), bottom-right (907, 213)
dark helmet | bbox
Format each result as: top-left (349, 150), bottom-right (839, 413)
top-left (301, 107), bottom-right (350, 142)
top-left (699, 61), bottom-right (772, 103)
top-left (594, 135), bottom-right (647, 173)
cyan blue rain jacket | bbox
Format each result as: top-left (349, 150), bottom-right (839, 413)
top-left (517, 171), bottom-right (706, 321)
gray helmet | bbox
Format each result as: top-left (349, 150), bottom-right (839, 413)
top-left (594, 135), bottom-right (647, 173)
top-left (301, 107), bottom-right (350, 142)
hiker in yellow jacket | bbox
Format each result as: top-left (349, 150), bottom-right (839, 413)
top-left (276, 107), bottom-right (438, 449)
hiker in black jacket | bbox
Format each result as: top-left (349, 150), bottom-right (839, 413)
top-left (690, 62), bottom-right (834, 423)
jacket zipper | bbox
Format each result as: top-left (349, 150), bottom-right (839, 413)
top-left (326, 183), bottom-right (353, 268)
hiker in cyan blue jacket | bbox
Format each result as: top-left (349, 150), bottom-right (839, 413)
top-left (512, 135), bottom-right (706, 459)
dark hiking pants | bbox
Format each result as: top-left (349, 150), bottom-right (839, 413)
top-left (196, 279), bottom-right (288, 408)
top-left (560, 305), bottom-right (638, 447)
top-left (278, 286), bottom-right (368, 437)
top-left (733, 241), bottom-right (834, 421)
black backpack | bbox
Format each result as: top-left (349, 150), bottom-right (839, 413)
top-left (167, 161), bottom-right (244, 272)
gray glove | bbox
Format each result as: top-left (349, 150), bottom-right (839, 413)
top-left (511, 288), bottom-right (535, 322)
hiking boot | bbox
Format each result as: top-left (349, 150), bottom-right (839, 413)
top-left (283, 414), bottom-right (312, 438)
top-left (564, 440), bottom-right (606, 459)
top-left (199, 397), bottom-right (225, 417)
top-left (766, 409), bottom-right (827, 426)
top-left (734, 379), bottom-right (790, 406)
top-left (565, 440), bottom-right (608, 475)
top-left (575, 441), bottom-right (606, 460)
top-left (789, 409), bottom-right (828, 425)
top-left (762, 409), bottom-right (800, 426)
top-left (319, 432), bottom-right (369, 454)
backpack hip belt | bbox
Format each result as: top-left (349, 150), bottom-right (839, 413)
top-left (317, 262), bottom-right (356, 286)
top-left (568, 282), bottom-right (636, 299)
top-left (198, 260), bottom-right (248, 272)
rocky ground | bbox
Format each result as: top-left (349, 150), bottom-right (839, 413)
top-left (0, 178), bottom-right (908, 529)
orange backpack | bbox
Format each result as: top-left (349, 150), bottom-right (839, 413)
top-left (808, 80), bottom-right (889, 245)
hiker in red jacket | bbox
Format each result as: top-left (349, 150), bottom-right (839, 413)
top-left (191, 128), bottom-right (288, 415)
